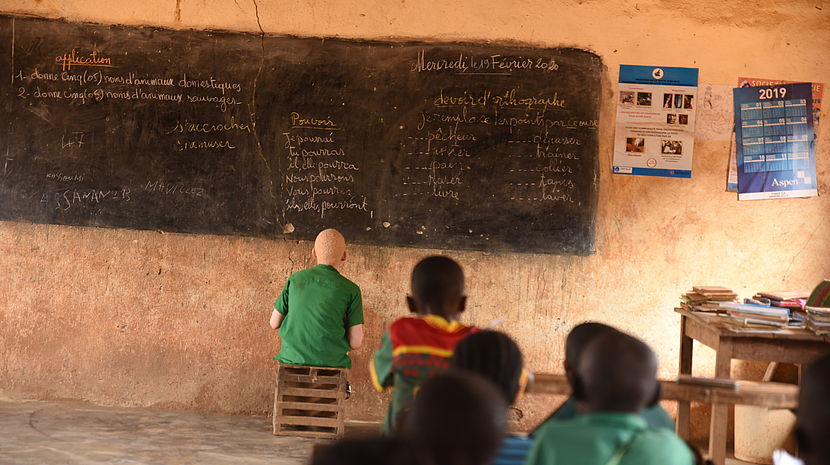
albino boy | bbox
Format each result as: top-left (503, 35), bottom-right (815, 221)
top-left (270, 229), bottom-right (364, 368)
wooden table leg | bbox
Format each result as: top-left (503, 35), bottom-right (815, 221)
top-left (709, 338), bottom-right (733, 465)
top-left (677, 314), bottom-right (693, 439)
top-left (794, 363), bottom-right (802, 458)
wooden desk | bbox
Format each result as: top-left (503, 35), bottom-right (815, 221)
top-left (676, 308), bottom-right (830, 465)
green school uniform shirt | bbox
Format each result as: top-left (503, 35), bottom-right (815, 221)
top-left (527, 412), bottom-right (694, 465)
top-left (541, 396), bottom-right (675, 432)
top-left (370, 315), bottom-right (477, 434)
top-left (274, 264), bottom-right (363, 369)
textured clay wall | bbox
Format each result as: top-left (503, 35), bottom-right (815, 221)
top-left (0, 0), bottom-right (828, 436)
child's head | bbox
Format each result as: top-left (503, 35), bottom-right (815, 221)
top-left (313, 228), bottom-right (347, 265)
top-left (310, 436), bottom-right (428, 465)
top-left (577, 331), bottom-right (658, 414)
top-left (564, 322), bottom-right (618, 400)
top-left (796, 352), bottom-right (830, 465)
top-left (451, 330), bottom-right (524, 405)
top-left (407, 256), bottom-right (466, 321)
top-left (401, 371), bottom-right (507, 465)
top-left (565, 322), bottom-right (618, 371)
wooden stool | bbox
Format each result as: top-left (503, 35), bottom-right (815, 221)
top-left (272, 364), bottom-right (347, 439)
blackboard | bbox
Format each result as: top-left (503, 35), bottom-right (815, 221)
top-left (0, 15), bottom-right (602, 255)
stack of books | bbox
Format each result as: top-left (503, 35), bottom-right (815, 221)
top-left (680, 284), bottom-right (830, 334)
top-left (718, 302), bottom-right (790, 328)
top-left (805, 281), bottom-right (830, 335)
top-left (754, 290), bottom-right (809, 328)
top-left (681, 286), bottom-right (738, 313)
top-left (754, 290), bottom-right (808, 309)
top-left (805, 307), bottom-right (830, 335)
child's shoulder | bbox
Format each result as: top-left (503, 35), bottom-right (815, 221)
top-left (336, 273), bottom-right (361, 292)
top-left (293, 266), bottom-right (360, 291)
top-left (288, 266), bottom-right (317, 279)
top-left (316, 265), bottom-right (359, 288)
top-left (389, 315), bottom-right (476, 334)
top-left (389, 316), bottom-right (420, 329)
top-left (326, 272), bottom-right (360, 296)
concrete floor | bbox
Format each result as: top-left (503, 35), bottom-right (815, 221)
top-left (0, 399), bottom-right (344, 465)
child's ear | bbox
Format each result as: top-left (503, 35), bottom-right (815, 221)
top-left (458, 295), bottom-right (467, 314)
top-left (795, 426), bottom-right (811, 455)
top-left (311, 248), bottom-right (317, 260)
top-left (406, 296), bottom-right (418, 314)
top-left (565, 369), bottom-right (577, 390)
top-left (647, 381), bottom-right (662, 408)
top-left (570, 373), bottom-right (585, 401)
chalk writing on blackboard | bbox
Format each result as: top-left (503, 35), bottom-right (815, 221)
top-left (411, 50), bottom-right (560, 74)
top-left (0, 15), bottom-right (601, 254)
top-left (281, 114), bottom-right (374, 219)
top-left (55, 49), bottom-right (116, 71)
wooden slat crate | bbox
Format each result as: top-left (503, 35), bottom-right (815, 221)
top-left (273, 364), bottom-right (347, 439)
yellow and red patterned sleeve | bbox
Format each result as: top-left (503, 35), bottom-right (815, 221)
top-left (370, 330), bottom-right (394, 391)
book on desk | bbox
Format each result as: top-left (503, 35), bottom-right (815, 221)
top-left (678, 285), bottom-right (830, 334)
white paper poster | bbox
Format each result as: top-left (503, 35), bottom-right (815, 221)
top-left (613, 65), bottom-right (699, 178)
top-left (696, 84), bottom-right (734, 142)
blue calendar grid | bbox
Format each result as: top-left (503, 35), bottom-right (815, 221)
top-left (739, 99), bottom-right (809, 173)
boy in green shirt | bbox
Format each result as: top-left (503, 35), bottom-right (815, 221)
top-left (370, 256), bottom-right (477, 434)
top-left (269, 229), bottom-right (364, 368)
top-left (532, 322), bottom-right (674, 434)
top-left (527, 331), bottom-right (694, 465)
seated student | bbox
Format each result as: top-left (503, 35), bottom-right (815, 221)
top-left (527, 331), bottom-right (694, 465)
top-left (450, 330), bottom-right (532, 465)
top-left (794, 352), bottom-right (830, 465)
top-left (401, 371), bottom-right (507, 465)
top-left (269, 228), bottom-right (364, 368)
top-left (533, 322), bottom-right (674, 433)
top-left (370, 256), bottom-right (477, 434)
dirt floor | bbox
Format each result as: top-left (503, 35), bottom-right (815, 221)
top-left (0, 399), bottom-right (763, 465)
top-left (0, 399), bottom-right (349, 465)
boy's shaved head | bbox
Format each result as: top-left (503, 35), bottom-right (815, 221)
top-left (411, 256), bottom-right (465, 300)
top-left (579, 331), bottom-right (658, 414)
top-left (314, 228), bottom-right (346, 265)
top-left (565, 322), bottom-right (618, 370)
top-left (402, 371), bottom-right (507, 465)
top-left (408, 256), bottom-right (466, 319)
top-left (797, 352), bottom-right (830, 465)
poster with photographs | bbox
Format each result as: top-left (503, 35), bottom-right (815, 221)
top-left (733, 82), bottom-right (817, 200)
top-left (613, 65), bottom-right (699, 178)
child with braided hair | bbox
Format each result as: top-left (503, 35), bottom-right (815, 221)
top-left (451, 330), bottom-right (532, 465)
